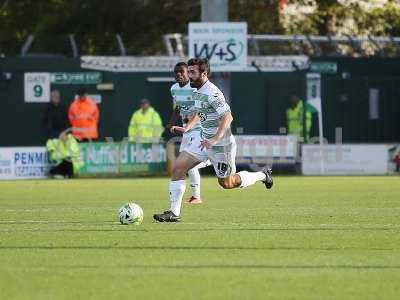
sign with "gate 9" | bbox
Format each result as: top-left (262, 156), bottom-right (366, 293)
top-left (24, 73), bottom-right (51, 103)
top-left (189, 22), bottom-right (247, 72)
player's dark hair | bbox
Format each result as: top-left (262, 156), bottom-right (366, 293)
top-left (174, 62), bottom-right (187, 69)
top-left (188, 58), bottom-right (210, 76)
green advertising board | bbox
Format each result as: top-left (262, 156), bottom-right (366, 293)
top-left (79, 142), bottom-right (166, 177)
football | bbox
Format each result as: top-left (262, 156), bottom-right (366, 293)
top-left (118, 203), bottom-right (144, 225)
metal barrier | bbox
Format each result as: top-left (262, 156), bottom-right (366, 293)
top-left (163, 33), bottom-right (400, 57)
top-left (7, 33), bottom-right (400, 57)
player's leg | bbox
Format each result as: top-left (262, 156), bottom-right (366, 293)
top-left (214, 155), bottom-right (250, 189)
top-left (212, 138), bottom-right (273, 189)
top-left (219, 168), bottom-right (272, 189)
top-left (195, 160), bottom-right (212, 169)
top-left (153, 151), bottom-right (204, 222)
top-left (217, 174), bottom-right (241, 189)
top-left (209, 139), bottom-right (240, 188)
top-left (171, 151), bottom-right (199, 211)
top-left (183, 130), bottom-right (211, 203)
top-left (166, 131), bottom-right (208, 218)
top-left (187, 160), bottom-right (211, 204)
top-left (187, 167), bottom-right (201, 203)
top-left (181, 131), bottom-right (202, 203)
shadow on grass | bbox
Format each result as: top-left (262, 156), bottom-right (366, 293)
top-left (16, 263), bottom-right (400, 270)
top-left (0, 245), bottom-right (395, 251)
top-left (0, 227), bottom-right (398, 232)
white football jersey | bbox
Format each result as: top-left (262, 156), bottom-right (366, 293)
top-left (193, 80), bottom-right (232, 146)
top-left (170, 82), bottom-right (200, 132)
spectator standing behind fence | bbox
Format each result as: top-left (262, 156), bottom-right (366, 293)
top-left (68, 88), bottom-right (99, 141)
top-left (286, 94), bottom-right (312, 143)
top-left (46, 130), bottom-right (84, 178)
top-left (128, 98), bottom-right (163, 143)
top-left (41, 90), bottom-right (68, 139)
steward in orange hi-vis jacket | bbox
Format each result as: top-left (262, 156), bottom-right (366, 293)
top-left (68, 88), bottom-right (99, 140)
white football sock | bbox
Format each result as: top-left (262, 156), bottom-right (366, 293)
top-left (237, 171), bottom-right (266, 188)
top-left (196, 160), bottom-right (212, 169)
top-left (169, 180), bottom-right (186, 216)
top-left (188, 168), bottom-right (201, 198)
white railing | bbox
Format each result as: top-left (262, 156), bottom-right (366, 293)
top-left (163, 33), bottom-right (400, 57)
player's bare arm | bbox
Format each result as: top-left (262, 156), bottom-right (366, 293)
top-left (184, 114), bottom-right (201, 132)
top-left (167, 107), bottom-right (181, 133)
top-left (170, 114), bottom-right (200, 134)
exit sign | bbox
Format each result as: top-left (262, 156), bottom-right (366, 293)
top-left (51, 72), bottom-right (102, 84)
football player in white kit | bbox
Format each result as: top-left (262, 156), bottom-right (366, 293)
top-left (154, 58), bottom-right (273, 222)
top-left (169, 62), bottom-right (211, 204)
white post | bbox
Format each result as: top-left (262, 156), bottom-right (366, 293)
top-left (317, 108), bottom-right (324, 175)
top-left (201, 0), bottom-right (231, 102)
top-left (306, 73), bottom-right (324, 174)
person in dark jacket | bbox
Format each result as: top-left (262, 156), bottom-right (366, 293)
top-left (41, 90), bottom-right (69, 139)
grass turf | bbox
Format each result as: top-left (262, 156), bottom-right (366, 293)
top-left (0, 176), bottom-right (399, 299)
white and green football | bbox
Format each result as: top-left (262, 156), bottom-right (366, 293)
top-left (118, 203), bottom-right (143, 225)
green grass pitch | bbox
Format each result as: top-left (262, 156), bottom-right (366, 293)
top-left (0, 176), bottom-right (399, 299)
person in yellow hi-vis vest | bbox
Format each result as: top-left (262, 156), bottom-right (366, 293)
top-left (128, 99), bottom-right (163, 143)
top-left (286, 95), bottom-right (312, 143)
top-left (46, 131), bottom-right (84, 178)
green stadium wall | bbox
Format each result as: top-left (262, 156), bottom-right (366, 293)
top-left (0, 56), bottom-right (399, 146)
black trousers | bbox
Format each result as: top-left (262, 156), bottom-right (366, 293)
top-left (49, 160), bottom-right (74, 178)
